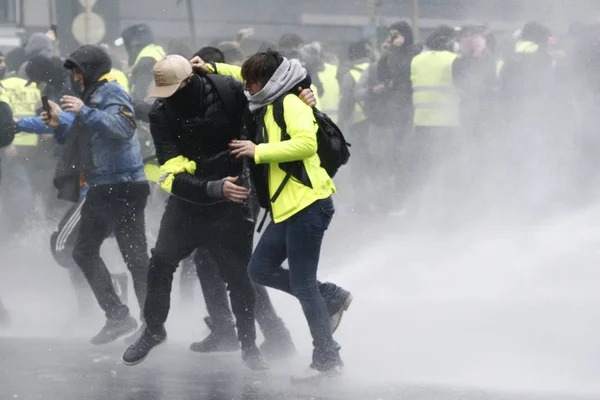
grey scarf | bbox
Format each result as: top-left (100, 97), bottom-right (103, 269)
top-left (246, 57), bottom-right (307, 112)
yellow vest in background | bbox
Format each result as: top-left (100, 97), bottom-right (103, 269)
top-left (1, 76), bottom-right (42, 146)
top-left (130, 44), bottom-right (166, 95)
top-left (133, 44), bottom-right (166, 67)
top-left (349, 62), bottom-right (369, 124)
top-left (318, 63), bottom-right (340, 123)
top-left (411, 51), bottom-right (460, 127)
top-left (108, 68), bottom-right (130, 93)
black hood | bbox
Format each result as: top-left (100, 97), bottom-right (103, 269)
top-left (25, 55), bottom-right (68, 89)
top-left (64, 45), bottom-right (112, 96)
top-left (121, 24), bottom-right (155, 65)
top-left (389, 21), bottom-right (415, 48)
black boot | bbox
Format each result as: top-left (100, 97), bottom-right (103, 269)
top-left (241, 345), bottom-right (270, 371)
top-left (259, 327), bottom-right (297, 360)
top-left (90, 314), bottom-right (137, 345)
top-left (189, 319), bottom-right (240, 353)
top-left (122, 325), bottom-right (167, 366)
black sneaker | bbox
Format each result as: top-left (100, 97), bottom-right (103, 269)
top-left (190, 328), bottom-right (240, 353)
top-left (122, 326), bottom-right (167, 366)
top-left (259, 329), bottom-right (297, 360)
top-left (90, 315), bottom-right (137, 345)
top-left (329, 290), bottom-right (353, 334)
top-left (241, 346), bottom-right (270, 371)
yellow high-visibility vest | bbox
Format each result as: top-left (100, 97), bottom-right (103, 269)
top-left (107, 68), bottom-right (130, 93)
top-left (318, 63), bottom-right (340, 123)
top-left (411, 50), bottom-right (460, 127)
top-left (130, 44), bottom-right (166, 95)
top-left (1, 76), bottom-right (42, 146)
top-left (349, 62), bottom-right (369, 124)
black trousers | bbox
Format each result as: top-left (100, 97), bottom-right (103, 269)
top-left (194, 245), bottom-right (287, 340)
top-left (72, 182), bottom-right (150, 320)
top-left (144, 197), bottom-right (257, 349)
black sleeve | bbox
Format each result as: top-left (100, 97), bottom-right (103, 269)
top-left (148, 101), bottom-right (224, 204)
top-left (130, 57), bottom-right (159, 102)
top-left (0, 102), bottom-right (15, 148)
top-left (134, 100), bottom-right (154, 123)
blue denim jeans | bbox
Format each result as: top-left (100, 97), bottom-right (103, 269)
top-left (248, 196), bottom-right (342, 370)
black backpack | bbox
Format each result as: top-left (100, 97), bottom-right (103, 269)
top-left (271, 94), bottom-right (351, 185)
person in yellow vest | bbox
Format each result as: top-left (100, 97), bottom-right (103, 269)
top-left (117, 24), bottom-right (165, 101)
top-left (0, 50), bottom-right (43, 234)
top-left (318, 60), bottom-right (340, 123)
top-left (337, 40), bottom-right (371, 210)
top-left (407, 25), bottom-right (461, 217)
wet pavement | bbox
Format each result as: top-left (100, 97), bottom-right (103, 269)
top-left (1, 337), bottom-right (600, 400)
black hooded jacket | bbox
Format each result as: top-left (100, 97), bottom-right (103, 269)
top-left (375, 22), bottom-right (421, 126)
top-left (25, 55), bottom-right (73, 101)
top-left (148, 73), bottom-right (249, 204)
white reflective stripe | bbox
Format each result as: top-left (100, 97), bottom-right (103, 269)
top-left (56, 197), bottom-right (86, 252)
top-left (413, 86), bottom-right (457, 93)
top-left (415, 103), bottom-right (459, 109)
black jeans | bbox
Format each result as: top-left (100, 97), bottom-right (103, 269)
top-left (194, 244), bottom-right (288, 340)
top-left (144, 197), bottom-right (257, 349)
top-left (72, 182), bottom-right (150, 320)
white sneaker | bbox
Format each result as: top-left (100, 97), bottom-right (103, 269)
top-left (290, 365), bottom-right (344, 383)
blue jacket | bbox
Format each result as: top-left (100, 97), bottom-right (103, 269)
top-left (54, 81), bottom-right (146, 186)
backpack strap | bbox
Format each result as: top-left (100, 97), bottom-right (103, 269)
top-left (270, 95), bottom-right (291, 204)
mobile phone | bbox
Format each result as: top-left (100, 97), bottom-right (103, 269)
top-left (41, 95), bottom-right (50, 113)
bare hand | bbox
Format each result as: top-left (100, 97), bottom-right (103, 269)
top-left (3, 144), bottom-right (17, 157)
top-left (373, 84), bottom-right (385, 94)
top-left (298, 87), bottom-right (316, 108)
top-left (221, 176), bottom-right (249, 204)
top-left (60, 95), bottom-right (84, 114)
top-left (190, 56), bottom-right (209, 73)
top-left (229, 139), bottom-right (256, 159)
top-left (41, 100), bottom-right (61, 128)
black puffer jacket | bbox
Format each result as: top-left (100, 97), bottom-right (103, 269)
top-left (148, 73), bottom-right (248, 204)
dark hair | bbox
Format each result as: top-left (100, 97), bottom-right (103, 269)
top-left (426, 25), bottom-right (456, 51)
top-left (348, 39), bottom-right (370, 61)
top-left (241, 49), bottom-right (283, 87)
top-left (521, 21), bottom-right (552, 46)
top-left (278, 33), bottom-right (304, 51)
top-left (168, 38), bottom-right (193, 58)
top-left (194, 46), bottom-right (225, 63)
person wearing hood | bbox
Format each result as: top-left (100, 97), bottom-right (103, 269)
top-left (16, 32), bottom-right (56, 80)
top-left (201, 50), bottom-right (353, 382)
top-left (121, 55), bottom-right (270, 371)
top-left (41, 44), bottom-right (150, 346)
top-left (118, 23), bottom-right (165, 101)
top-left (371, 21), bottom-right (421, 213)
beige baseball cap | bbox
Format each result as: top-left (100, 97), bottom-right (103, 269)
top-left (148, 55), bottom-right (193, 98)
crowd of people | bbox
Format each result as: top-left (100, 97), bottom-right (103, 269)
top-left (0, 18), bottom-right (599, 382)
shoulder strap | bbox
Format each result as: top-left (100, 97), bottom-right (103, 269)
top-left (270, 95), bottom-right (291, 204)
top-left (204, 74), bottom-right (237, 119)
top-left (272, 95), bottom-right (287, 140)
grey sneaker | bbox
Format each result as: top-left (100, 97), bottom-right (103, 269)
top-left (330, 292), bottom-right (353, 334)
top-left (291, 365), bottom-right (344, 383)
top-left (90, 315), bottom-right (137, 345)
